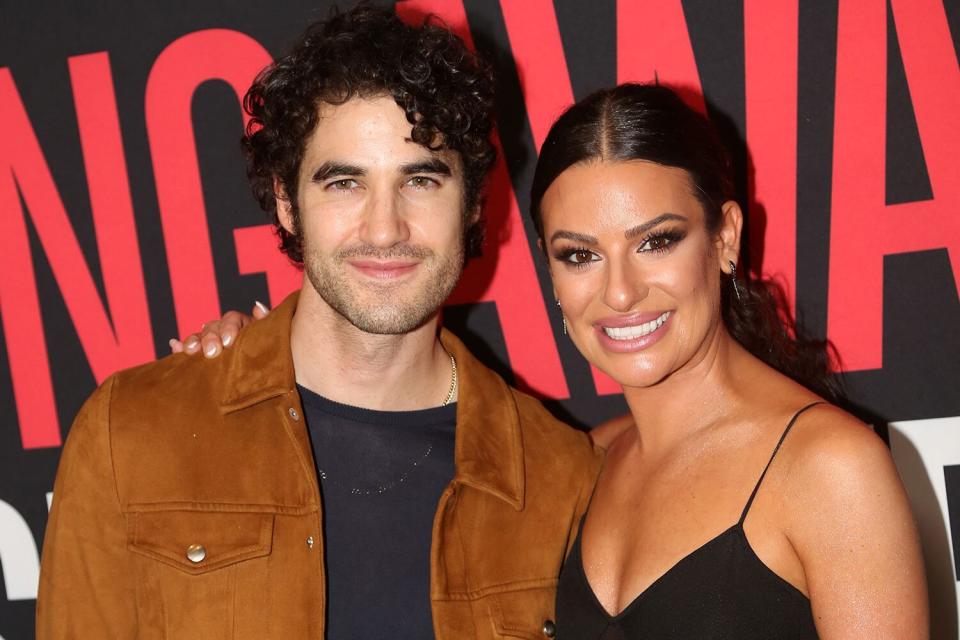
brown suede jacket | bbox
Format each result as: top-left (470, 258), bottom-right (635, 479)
top-left (37, 293), bottom-right (602, 639)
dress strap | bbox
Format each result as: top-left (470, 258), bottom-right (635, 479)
top-left (738, 402), bottom-right (824, 525)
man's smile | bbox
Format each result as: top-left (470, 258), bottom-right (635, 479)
top-left (347, 259), bottom-right (421, 280)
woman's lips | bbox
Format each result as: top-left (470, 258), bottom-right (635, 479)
top-left (594, 311), bottom-right (672, 352)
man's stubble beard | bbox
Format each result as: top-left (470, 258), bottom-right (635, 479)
top-left (302, 241), bottom-right (466, 335)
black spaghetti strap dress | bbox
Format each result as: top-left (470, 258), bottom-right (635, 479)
top-left (555, 403), bottom-right (823, 639)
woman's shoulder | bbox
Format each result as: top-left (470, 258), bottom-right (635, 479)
top-left (589, 413), bottom-right (635, 449)
top-left (770, 404), bottom-right (927, 636)
top-left (744, 356), bottom-right (894, 484)
top-left (774, 401), bottom-right (911, 545)
top-left (780, 402), bottom-right (895, 484)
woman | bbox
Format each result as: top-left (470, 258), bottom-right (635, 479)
top-left (180, 84), bottom-right (927, 638)
top-left (530, 84), bottom-right (926, 638)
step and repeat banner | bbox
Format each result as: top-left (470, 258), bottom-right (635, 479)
top-left (1, 0), bottom-right (958, 637)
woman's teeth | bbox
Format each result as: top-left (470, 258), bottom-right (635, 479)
top-left (602, 311), bottom-right (671, 340)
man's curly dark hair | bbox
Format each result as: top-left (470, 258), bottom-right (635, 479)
top-left (242, 5), bottom-right (497, 263)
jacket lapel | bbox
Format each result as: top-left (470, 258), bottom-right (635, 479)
top-left (215, 300), bottom-right (526, 511)
top-left (441, 329), bottom-right (525, 511)
top-left (219, 293), bottom-right (299, 414)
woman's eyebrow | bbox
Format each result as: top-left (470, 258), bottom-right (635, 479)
top-left (624, 213), bottom-right (687, 238)
top-left (549, 213), bottom-right (687, 245)
top-left (549, 230), bottom-right (598, 245)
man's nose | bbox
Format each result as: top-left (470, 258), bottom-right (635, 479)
top-left (358, 189), bottom-right (410, 248)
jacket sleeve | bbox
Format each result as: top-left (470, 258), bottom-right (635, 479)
top-left (563, 438), bottom-right (603, 559)
top-left (36, 375), bottom-right (138, 638)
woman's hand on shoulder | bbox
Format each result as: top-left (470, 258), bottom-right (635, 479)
top-left (168, 301), bottom-right (269, 358)
top-left (785, 405), bottom-right (927, 638)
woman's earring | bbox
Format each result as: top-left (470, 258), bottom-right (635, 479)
top-left (729, 260), bottom-right (743, 302)
top-left (556, 300), bottom-right (567, 335)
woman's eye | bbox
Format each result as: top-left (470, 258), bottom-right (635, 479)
top-left (566, 249), bottom-right (598, 264)
top-left (638, 232), bottom-right (682, 253)
top-left (640, 237), bottom-right (668, 251)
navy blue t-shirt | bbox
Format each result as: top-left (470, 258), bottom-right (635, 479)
top-left (297, 384), bottom-right (456, 639)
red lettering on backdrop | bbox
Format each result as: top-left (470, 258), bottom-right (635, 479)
top-left (499, 0), bottom-right (615, 396)
top-left (234, 225), bottom-right (301, 307)
top-left (0, 70), bottom-right (58, 448)
top-left (397, 0), bottom-right (570, 398)
top-left (743, 0), bottom-right (799, 312)
top-left (0, 54), bottom-right (153, 448)
top-left (499, 0), bottom-right (573, 151)
top-left (617, 0), bottom-right (706, 115)
top-left (145, 30), bottom-right (272, 338)
top-left (829, 0), bottom-right (959, 371)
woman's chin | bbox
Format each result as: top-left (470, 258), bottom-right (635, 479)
top-left (588, 355), bottom-right (672, 391)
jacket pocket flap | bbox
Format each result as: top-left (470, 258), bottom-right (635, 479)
top-left (128, 510), bottom-right (274, 574)
top-left (492, 585), bottom-right (557, 639)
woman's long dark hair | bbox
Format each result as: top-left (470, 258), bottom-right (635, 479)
top-left (529, 84), bottom-right (841, 400)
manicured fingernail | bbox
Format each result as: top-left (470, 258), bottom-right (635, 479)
top-left (205, 344), bottom-right (217, 357)
top-left (255, 300), bottom-right (270, 315)
top-left (184, 338), bottom-right (199, 350)
top-left (222, 334), bottom-right (233, 346)
top-left (168, 338), bottom-right (178, 351)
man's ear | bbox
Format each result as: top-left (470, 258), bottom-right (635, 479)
top-left (466, 203), bottom-right (482, 228)
top-left (274, 177), bottom-right (295, 234)
top-left (716, 200), bottom-right (743, 274)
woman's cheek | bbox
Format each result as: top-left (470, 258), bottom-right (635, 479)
top-left (556, 271), bottom-right (598, 317)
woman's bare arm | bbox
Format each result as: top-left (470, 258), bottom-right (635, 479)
top-left (786, 407), bottom-right (928, 638)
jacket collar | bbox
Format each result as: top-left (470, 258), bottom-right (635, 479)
top-left (440, 329), bottom-right (526, 512)
top-left (219, 292), bottom-right (299, 413)
top-left (218, 291), bottom-right (526, 511)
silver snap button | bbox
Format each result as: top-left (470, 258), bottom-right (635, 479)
top-left (186, 544), bottom-right (206, 563)
top-left (306, 536), bottom-right (314, 549)
top-left (289, 407), bottom-right (300, 420)
top-left (542, 619), bottom-right (557, 637)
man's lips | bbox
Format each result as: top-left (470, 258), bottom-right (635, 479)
top-left (347, 259), bottom-right (420, 279)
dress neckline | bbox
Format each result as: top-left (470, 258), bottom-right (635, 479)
top-left (575, 401), bottom-right (823, 620)
top-left (573, 520), bottom-right (809, 621)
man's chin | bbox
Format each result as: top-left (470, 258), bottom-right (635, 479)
top-left (304, 261), bottom-right (461, 336)
top-left (337, 306), bottom-right (440, 335)
top-left (321, 290), bottom-right (444, 335)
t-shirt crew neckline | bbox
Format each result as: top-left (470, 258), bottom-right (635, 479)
top-left (296, 383), bottom-right (457, 427)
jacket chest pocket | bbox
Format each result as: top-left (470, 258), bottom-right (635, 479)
top-left (127, 509), bottom-right (275, 639)
top-left (490, 586), bottom-right (558, 640)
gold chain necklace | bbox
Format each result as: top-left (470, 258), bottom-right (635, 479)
top-left (441, 352), bottom-right (458, 406)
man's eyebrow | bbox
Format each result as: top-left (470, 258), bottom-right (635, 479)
top-left (400, 159), bottom-right (452, 176)
top-left (312, 162), bottom-right (366, 182)
top-left (624, 213), bottom-right (687, 238)
top-left (549, 230), bottom-right (598, 245)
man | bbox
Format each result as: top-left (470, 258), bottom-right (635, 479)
top-left (37, 6), bottom-right (600, 639)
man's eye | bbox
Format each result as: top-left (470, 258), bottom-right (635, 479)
top-left (407, 176), bottom-right (437, 189)
top-left (328, 179), bottom-right (358, 190)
